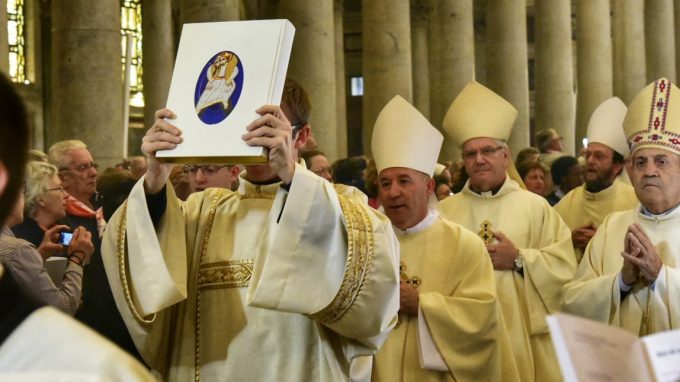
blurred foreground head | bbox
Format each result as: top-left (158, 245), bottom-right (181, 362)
top-left (0, 72), bottom-right (30, 226)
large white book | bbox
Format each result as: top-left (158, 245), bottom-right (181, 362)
top-left (157, 19), bottom-right (295, 164)
top-left (548, 313), bottom-right (680, 382)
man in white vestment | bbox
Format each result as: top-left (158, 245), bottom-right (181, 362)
top-left (438, 81), bottom-right (577, 382)
top-left (369, 96), bottom-right (519, 382)
top-left (101, 79), bottom-right (400, 381)
top-left (563, 77), bottom-right (680, 337)
top-left (0, 71), bottom-right (154, 382)
top-left (554, 97), bottom-right (638, 262)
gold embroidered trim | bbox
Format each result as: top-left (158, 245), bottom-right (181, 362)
top-left (198, 259), bottom-right (254, 290)
top-left (239, 184), bottom-right (276, 200)
top-left (194, 189), bottom-right (225, 382)
top-left (239, 192), bottom-right (275, 200)
top-left (310, 195), bottom-right (375, 324)
top-left (117, 200), bottom-right (156, 325)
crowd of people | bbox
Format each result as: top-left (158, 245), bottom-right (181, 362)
top-left (1, 68), bottom-right (680, 381)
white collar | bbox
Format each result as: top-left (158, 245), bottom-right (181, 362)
top-left (394, 209), bottom-right (439, 235)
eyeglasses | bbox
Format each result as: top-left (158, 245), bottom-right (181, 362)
top-left (60, 162), bottom-right (99, 173)
top-left (183, 164), bottom-right (230, 176)
top-left (44, 186), bottom-right (65, 193)
top-left (462, 146), bottom-right (504, 161)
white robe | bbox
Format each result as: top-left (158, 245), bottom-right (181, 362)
top-left (563, 205), bottom-right (680, 336)
top-left (372, 211), bottom-right (520, 382)
top-left (101, 164), bottom-right (400, 381)
top-left (554, 178), bottom-right (638, 261)
top-left (439, 177), bottom-right (576, 381)
top-left (0, 307), bottom-right (154, 381)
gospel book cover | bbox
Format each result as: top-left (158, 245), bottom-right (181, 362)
top-left (157, 19), bottom-right (295, 164)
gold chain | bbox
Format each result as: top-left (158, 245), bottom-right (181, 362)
top-left (194, 189), bottom-right (225, 382)
top-left (117, 201), bottom-right (156, 325)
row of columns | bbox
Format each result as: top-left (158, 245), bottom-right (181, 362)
top-left (362, 0), bottom-right (679, 159)
top-left (4, 1), bottom-right (680, 164)
top-left (41, 0), bottom-right (348, 165)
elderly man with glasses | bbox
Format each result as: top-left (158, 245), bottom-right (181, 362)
top-left (47, 139), bottom-right (143, 362)
top-left (439, 81), bottom-right (576, 382)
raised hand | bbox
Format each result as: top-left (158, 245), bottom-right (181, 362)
top-left (242, 105), bottom-right (296, 184)
top-left (141, 108), bottom-right (183, 194)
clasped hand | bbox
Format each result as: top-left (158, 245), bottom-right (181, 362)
top-left (620, 223), bottom-right (662, 286)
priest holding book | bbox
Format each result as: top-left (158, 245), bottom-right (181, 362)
top-left (100, 79), bottom-right (400, 381)
top-left (563, 78), bottom-right (680, 337)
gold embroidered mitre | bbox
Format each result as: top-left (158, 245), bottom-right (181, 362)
top-left (442, 80), bottom-right (517, 148)
top-left (624, 78), bottom-right (680, 156)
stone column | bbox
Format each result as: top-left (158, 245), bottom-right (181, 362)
top-left (140, 0), bottom-right (175, 151)
top-left (334, 0), bottom-right (348, 159)
top-left (362, 0), bottom-right (412, 156)
top-left (0, 0), bottom-right (8, 74)
top-left (50, 0), bottom-right (123, 168)
top-left (411, 0), bottom-right (430, 119)
top-left (180, 0), bottom-right (240, 23)
top-left (534, 0), bottom-right (576, 155)
top-left (486, 0), bottom-right (530, 157)
top-left (645, 0), bottom-right (676, 82)
top-left (278, 0), bottom-right (338, 160)
top-left (613, 0), bottom-right (646, 105)
top-left (576, 0), bottom-right (613, 149)
top-left (428, 0), bottom-right (474, 161)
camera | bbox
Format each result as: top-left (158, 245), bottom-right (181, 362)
top-left (59, 232), bottom-right (73, 246)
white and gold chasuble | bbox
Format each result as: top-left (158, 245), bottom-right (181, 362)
top-left (563, 206), bottom-right (680, 336)
top-left (372, 211), bottom-right (520, 382)
top-left (439, 178), bottom-right (576, 382)
top-left (101, 165), bottom-right (400, 381)
top-left (554, 178), bottom-right (638, 261)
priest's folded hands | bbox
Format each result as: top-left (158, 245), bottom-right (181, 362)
top-left (620, 223), bottom-right (662, 285)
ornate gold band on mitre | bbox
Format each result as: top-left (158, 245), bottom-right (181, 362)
top-left (624, 78), bottom-right (680, 156)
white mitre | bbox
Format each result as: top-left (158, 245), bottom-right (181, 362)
top-left (442, 80), bottom-right (517, 147)
top-left (372, 95), bottom-right (443, 176)
top-left (587, 97), bottom-right (629, 156)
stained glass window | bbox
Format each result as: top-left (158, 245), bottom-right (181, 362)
top-left (121, 0), bottom-right (144, 107)
top-left (7, 0), bottom-right (27, 83)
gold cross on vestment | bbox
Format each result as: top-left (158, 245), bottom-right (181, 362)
top-left (399, 262), bottom-right (421, 288)
top-left (478, 220), bottom-right (495, 244)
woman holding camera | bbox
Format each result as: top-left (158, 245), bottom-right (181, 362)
top-left (0, 161), bottom-right (94, 315)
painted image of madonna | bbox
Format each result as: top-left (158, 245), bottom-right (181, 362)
top-left (194, 51), bottom-right (244, 125)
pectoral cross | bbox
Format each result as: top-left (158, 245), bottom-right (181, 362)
top-left (399, 262), bottom-right (421, 288)
top-left (478, 220), bottom-right (495, 244)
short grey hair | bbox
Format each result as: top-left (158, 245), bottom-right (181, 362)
top-left (24, 161), bottom-right (59, 216)
top-left (48, 140), bottom-right (87, 169)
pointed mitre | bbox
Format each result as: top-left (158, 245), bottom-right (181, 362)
top-left (372, 95), bottom-right (443, 176)
top-left (442, 81), bottom-right (517, 147)
top-left (434, 163), bottom-right (446, 177)
top-left (624, 78), bottom-right (680, 156)
top-left (587, 97), bottom-right (629, 156)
